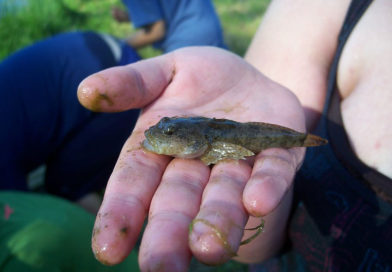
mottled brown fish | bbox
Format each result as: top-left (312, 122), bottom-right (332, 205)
top-left (143, 116), bottom-right (327, 165)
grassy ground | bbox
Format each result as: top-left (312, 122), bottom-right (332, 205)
top-left (0, 0), bottom-right (270, 271)
top-left (0, 0), bottom-right (270, 60)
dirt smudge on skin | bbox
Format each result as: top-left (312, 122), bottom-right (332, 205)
top-left (98, 93), bottom-right (114, 106)
top-left (92, 227), bottom-right (101, 237)
top-left (97, 212), bottom-right (109, 219)
top-left (91, 215), bottom-right (133, 266)
top-left (120, 226), bottom-right (129, 236)
top-left (86, 73), bottom-right (115, 112)
top-left (204, 101), bottom-right (248, 116)
top-left (89, 92), bottom-right (114, 112)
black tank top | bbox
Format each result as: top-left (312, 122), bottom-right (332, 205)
top-left (288, 0), bottom-right (392, 270)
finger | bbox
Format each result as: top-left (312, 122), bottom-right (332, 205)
top-left (189, 161), bottom-right (252, 265)
top-left (233, 148), bottom-right (302, 263)
top-left (77, 54), bottom-right (175, 112)
top-left (243, 147), bottom-right (304, 216)
top-left (236, 191), bottom-right (293, 263)
top-left (91, 125), bottom-right (170, 265)
top-left (138, 159), bottom-right (210, 272)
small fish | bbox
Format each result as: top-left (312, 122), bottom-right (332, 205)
top-left (143, 116), bottom-right (327, 165)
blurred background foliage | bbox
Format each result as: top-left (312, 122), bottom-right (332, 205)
top-left (0, 0), bottom-right (270, 60)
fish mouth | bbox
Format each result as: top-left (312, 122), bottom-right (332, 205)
top-left (142, 138), bottom-right (207, 159)
top-left (142, 139), bottom-right (155, 153)
top-left (142, 138), bottom-right (175, 156)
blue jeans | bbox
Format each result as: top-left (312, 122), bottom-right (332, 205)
top-left (0, 31), bottom-right (140, 200)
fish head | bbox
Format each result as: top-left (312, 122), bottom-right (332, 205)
top-left (143, 117), bottom-right (208, 159)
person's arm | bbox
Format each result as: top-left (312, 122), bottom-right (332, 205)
top-left (235, 0), bottom-right (351, 263)
top-left (246, 0), bottom-right (350, 131)
top-left (126, 20), bottom-right (165, 49)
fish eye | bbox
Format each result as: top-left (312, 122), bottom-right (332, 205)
top-left (163, 125), bottom-right (176, 135)
top-left (161, 117), bottom-right (170, 123)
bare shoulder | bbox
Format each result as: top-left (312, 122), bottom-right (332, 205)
top-left (338, 0), bottom-right (392, 178)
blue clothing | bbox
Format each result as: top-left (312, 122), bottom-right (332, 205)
top-left (122, 0), bottom-right (227, 52)
top-left (0, 31), bottom-right (141, 200)
top-left (251, 0), bottom-right (392, 271)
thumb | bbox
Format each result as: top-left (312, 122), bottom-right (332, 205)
top-left (77, 54), bottom-right (174, 112)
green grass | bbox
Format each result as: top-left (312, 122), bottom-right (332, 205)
top-left (0, 0), bottom-right (130, 60)
top-left (0, 0), bottom-right (270, 60)
top-left (215, 0), bottom-right (269, 56)
top-left (0, 0), bottom-right (270, 270)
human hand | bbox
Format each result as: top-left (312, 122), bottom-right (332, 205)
top-left (111, 6), bottom-right (130, 23)
top-left (78, 47), bottom-right (306, 270)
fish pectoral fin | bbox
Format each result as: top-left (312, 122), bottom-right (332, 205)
top-left (200, 141), bottom-right (254, 165)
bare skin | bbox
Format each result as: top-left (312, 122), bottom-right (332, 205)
top-left (240, 0), bottom-right (392, 263)
top-left (126, 20), bottom-right (165, 49)
top-left (111, 6), bottom-right (165, 50)
top-left (246, 0), bottom-right (392, 179)
top-left (78, 0), bottom-right (392, 270)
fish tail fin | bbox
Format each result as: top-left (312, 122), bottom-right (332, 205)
top-left (303, 134), bottom-right (328, 147)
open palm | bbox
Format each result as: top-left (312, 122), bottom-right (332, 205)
top-left (78, 47), bottom-right (306, 270)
